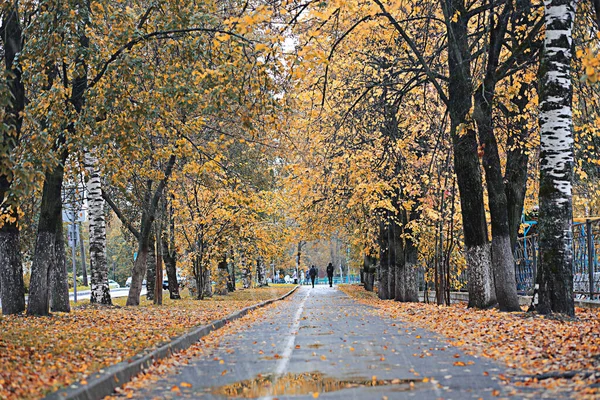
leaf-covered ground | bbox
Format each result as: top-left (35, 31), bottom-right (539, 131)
top-left (339, 284), bottom-right (600, 398)
top-left (0, 285), bottom-right (294, 400)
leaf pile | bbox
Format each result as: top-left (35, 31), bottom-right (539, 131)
top-left (0, 286), bottom-right (293, 400)
top-left (339, 285), bottom-right (600, 398)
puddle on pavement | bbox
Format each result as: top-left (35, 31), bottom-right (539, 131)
top-left (211, 371), bottom-right (422, 398)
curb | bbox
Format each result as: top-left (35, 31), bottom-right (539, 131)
top-left (44, 286), bottom-right (299, 400)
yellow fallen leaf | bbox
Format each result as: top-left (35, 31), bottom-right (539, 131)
top-left (180, 382), bottom-right (192, 388)
top-left (171, 386), bottom-right (180, 392)
top-left (312, 392), bottom-right (319, 398)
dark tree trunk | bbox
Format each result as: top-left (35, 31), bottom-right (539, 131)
top-left (363, 253), bottom-right (377, 292)
top-left (0, 2), bottom-right (26, 315)
top-left (397, 210), bottom-right (419, 302)
top-left (161, 197), bottom-right (179, 299)
top-left (28, 159), bottom-right (67, 316)
top-left (0, 221), bottom-right (24, 315)
top-left (505, 83), bottom-right (531, 251)
top-left (50, 219), bottom-right (70, 312)
top-left (444, 0), bottom-right (495, 308)
top-left (535, 0), bottom-right (576, 316)
top-left (403, 230), bottom-right (419, 302)
top-left (146, 233), bottom-right (156, 301)
top-left (216, 256), bottom-right (229, 296)
top-left (391, 215), bottom-right (405, 302)
top-left (154, 227), bottom-right (163, 305)
top-left (472, 3), bottom-right (520, 311)
top-left (162, 238), bottom-right (180, 300)
top-left (378, 216), bottom-right (390, 300)
top-left (387, 213), bottom-right (397, 300)
top-left (505, 0), bottom-right (534, 251)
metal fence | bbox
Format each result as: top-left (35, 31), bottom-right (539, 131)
top-left (514, 219), bottom-right (600, 299)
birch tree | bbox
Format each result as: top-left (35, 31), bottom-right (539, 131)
top-left (535, 0), bottom-right (577, 316)
top-left (85, 152), bottom-right (111, 305)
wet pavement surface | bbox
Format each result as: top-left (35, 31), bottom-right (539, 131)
top-left (122, 286), bottom-right (517, 399)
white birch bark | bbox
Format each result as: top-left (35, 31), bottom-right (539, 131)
top-left (536, 0), bottom-right (576, 315)
top-left (85, 152), bottom-right (111, 305)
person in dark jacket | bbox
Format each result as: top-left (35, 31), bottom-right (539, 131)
top-left (326, 263), bottom-right (334, 287)
top-left (309, 265), bottom-right (317, 288)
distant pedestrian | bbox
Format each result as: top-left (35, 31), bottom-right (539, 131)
top-left (305, 269), bottom-right (310, 285)
top-left (326, 263), bottom-right (334, 287)
top-left (309, 265), bottom-right (317, 288)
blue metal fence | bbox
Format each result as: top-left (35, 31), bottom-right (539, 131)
top-left (514, 219), bottom-right (600, 300)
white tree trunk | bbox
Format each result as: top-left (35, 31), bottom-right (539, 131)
top-left (85, 152), bottom-right (111, 305)
top-left (256, 257), bottom-right (267, 286)
top-left (536, 0), bottom-right (576, 316)
top-left (466, 243), bottom-right (496, 308)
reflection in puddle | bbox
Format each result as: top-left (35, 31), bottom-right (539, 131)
top-left (211, 372), bottom-right (422, 398)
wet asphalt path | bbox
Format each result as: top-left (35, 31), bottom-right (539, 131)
top-left (125, 286), bottom-right (514, 399)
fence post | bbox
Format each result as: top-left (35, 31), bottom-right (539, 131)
top-left (587, 219), bottom-right (594, 299)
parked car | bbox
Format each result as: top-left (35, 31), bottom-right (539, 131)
top-left (125, 277), bottom-right (146, 287)
top-left (163, 274), bottom-right (184, 290)
top-left (108, 279), bottom-right (120, 289)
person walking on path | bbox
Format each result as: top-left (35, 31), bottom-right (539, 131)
top-left (326, 263), bottom-right (334, 287)
top-left (309, 265), bottom-right (317, 288)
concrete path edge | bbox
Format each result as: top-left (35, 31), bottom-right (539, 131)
top-left (44, 286), bottom-right (299, 400)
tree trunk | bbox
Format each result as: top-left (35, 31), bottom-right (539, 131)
top-left (162, 235), bottom-right (180, 300)
top-left (0, 4), bottom-right (26, 315)
top-left (403, 231), bottom-right (419, 302)
top-left (363, 254), bottom-right (376, 292)
top-left (472, 3), bottom-right (520, 311)
top-left (444, 0), bottom-right (496, 308)
top-left (398, 210), bottom-right (419, 302)
top-left (227, 249), bottom-right (235, 291)
top-left (50, 220), bottom-right (70, 312)
top-left (28, 159), bottom-right (67, 316)
top-left (505, 0), bottom-right (534, 250)
top-left (241, 252), bottom-right (251, 289)
top-left (387, 213), bottom-right (397, 299)
top-left (202, 266), bottom-right (212, 298)
top-left (257, 257), bottom-right (267, 286)
top-left (127, 245), bottom-right (148, 306)
top-left (505, 83), bottom-right (531, 251)
top-left (146, 233), bottom-right (156, 301)
top-left (0, 222), bottom-right (24, 315)
top-left (535, 0), bottom-right (576, 316)
top-left (378, 217), bottom-right (390, 300)
top-left (392, 216), bottom-right (405, 302)
top-left (86, 152), bottom-right (111, 305)
top-left (215, 256), bottom-right (229, 295)
top-left (155, 225), bottom-right (163, 305)
top-left (161, 197), bottom-right (179, 299)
